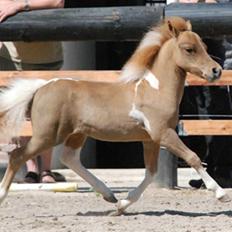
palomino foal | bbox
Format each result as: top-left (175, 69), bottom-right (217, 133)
top-left (0, 17), bottom-right (228, 215)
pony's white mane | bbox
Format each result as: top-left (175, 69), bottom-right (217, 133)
top-left (119, 30), bottom-right (162, 83)
top-left (119, 17), bottom-right (191, 83)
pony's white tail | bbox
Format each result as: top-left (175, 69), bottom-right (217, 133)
top-left (0, 79), bottom-right (48, 142)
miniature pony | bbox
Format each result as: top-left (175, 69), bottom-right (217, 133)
top-left (0, 17), bottom-right (227, 215)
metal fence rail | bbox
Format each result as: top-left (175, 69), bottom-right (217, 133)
top-left (0, 4), bottom-right (232, 41)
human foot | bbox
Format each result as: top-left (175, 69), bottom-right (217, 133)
top-left (40, 170), bottom-right (56, 183)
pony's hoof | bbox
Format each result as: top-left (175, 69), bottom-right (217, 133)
top-left (109, 209), bottom-right (125, 216)
top-left (218, 194), bottom-right (231, 203)
top-left (117, 199), bottom-right (131, 209)
top-left (103, 195), bottom-right (118, 203)
top-left (215, 188), bottom-right (229, 201)
top-left (113, 199), bottom-right (131, 215)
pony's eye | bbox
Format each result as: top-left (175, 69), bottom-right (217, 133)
top-left (185, 48), bottom-right (194, 54)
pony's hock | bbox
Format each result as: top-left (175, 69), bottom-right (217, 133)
top-left (0, 17), bottom-right (229, 214)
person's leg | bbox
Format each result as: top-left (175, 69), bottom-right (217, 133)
top-left (20, 136), bottom-right (40, 183)
top-left (40, 148), bottom-right (56, 183)
top-left (24, 159), bottom-right (40, 183)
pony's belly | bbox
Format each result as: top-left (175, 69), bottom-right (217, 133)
top-left (87, 129), bottom-right (151, 142)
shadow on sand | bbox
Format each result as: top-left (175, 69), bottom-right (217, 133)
top-left (75, 209), bottom-right (232, 217)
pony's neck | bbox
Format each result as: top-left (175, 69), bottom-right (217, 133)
top-left (151, 38), bottom-right (186, 106)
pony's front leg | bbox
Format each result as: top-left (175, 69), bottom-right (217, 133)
top-left (161, 128), bottom-right (230, 202)
top-left (115, 141), bottom-right (159, 215)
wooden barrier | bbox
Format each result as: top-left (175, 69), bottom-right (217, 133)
top-left (1, 70), bottom-right (232, 86)
top-left (178, 120), bottom-right (232, 136)
top-left (1, 70), bottom-right (232, 137)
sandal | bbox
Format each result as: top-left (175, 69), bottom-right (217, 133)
top-left (24, 171), bottom-right (40, 183)
top-left (41, 170), bottom-right (56, 183)
top-left (52, 172), bottom-right (66, 182)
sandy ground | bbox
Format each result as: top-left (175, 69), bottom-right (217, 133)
top-left (1, 169), bottom-right (232, 232)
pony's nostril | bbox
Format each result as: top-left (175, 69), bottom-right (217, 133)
top-left (212, 67), bottom-right (217, 74)
top-left (212, 67), bottom-right (222, 77)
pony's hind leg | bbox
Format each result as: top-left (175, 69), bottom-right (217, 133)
top-left (115, 141), bottom-right (159, 215)
top-left (60, 134), bottom-right (117, 204)
top-left (161, 128), bottom-right (230, 202)
top-left (0, 137), bottom-right (52, 204)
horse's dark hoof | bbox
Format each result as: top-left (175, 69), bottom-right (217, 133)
top-left (218, 193), bottom-right (231, 203)
top-left (103, 195), bottom-right (118, 203)
top-left (109, 209), bottom-right (125, 216)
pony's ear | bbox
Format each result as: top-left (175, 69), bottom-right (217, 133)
top-left (186, 20), bottom-right (192, 31)
top-left (168, 20), bottom-right (179, 38)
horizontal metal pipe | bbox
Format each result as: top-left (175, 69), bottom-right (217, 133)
top-left (165, 3), bottom-right (232, 38)
top-left (0, 6), bottom-right (163, 41)
top-left (0, 4), bottom-right (232, 41)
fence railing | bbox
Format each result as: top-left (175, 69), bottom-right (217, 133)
top-left (0, 4), bottom-right (232, 41)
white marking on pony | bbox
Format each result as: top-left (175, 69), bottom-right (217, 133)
top-left (197, 168), bottom-right (226, 199)
top-left (135, 79), bottom-right (142, 94)
top-left (129, 103), bottom-right (151, 132)
top-left (0, 143), bottom-right (17, 153)
top-left (48, 78), bottom-right (77, 83)
top-left (120, 63), bottom-right (146, 83)
top-left (138, 31), bottom-right (161, 50)
top-left (144, 70), bottom-right (159, 89)
top-left (117, 170), bottom-right (153, 212)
